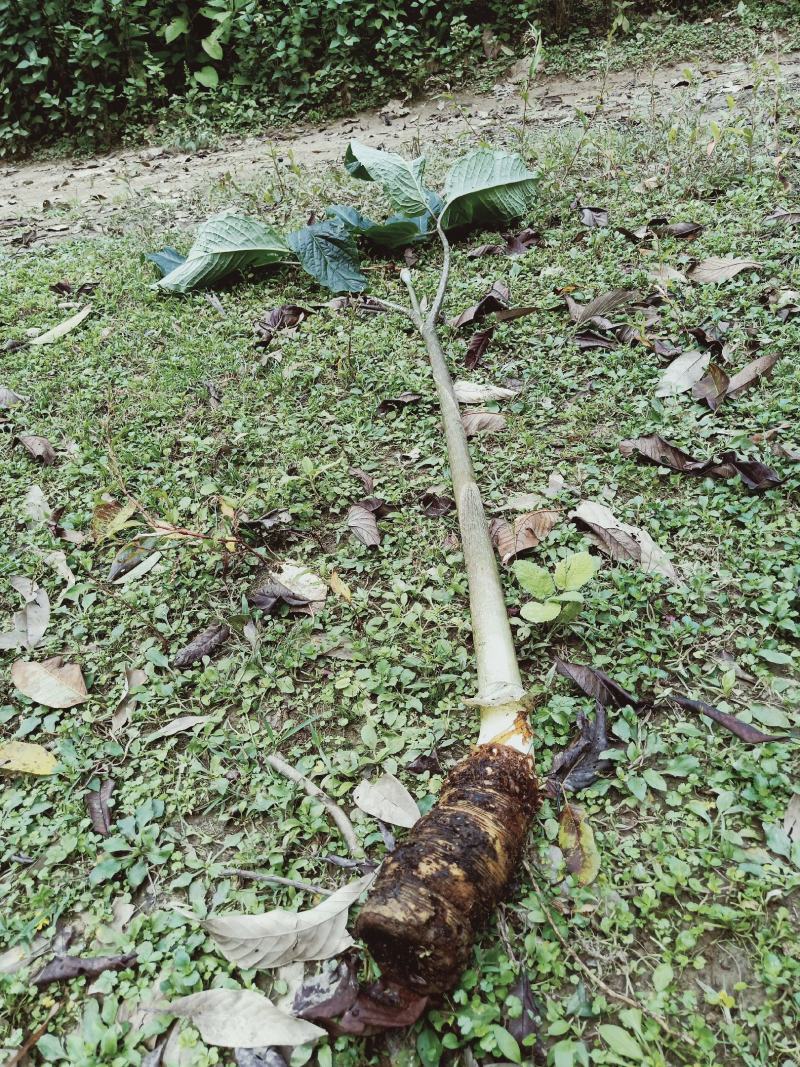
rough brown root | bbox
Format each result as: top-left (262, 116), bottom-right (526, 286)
top-left (354, 743), bottom-right (540, 995)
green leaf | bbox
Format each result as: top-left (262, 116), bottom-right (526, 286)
top-left (520, 600), bottom-right (561, 623)
top-left (440, 149), bottom-right (538, 230)
top-left (554, 591), bottom-right (584, 623)
top-left (627, 775), bottom-right (648, 802)
top-left (164, 16), bottom-right (188, 43)
top-left (492, 1026), bottom-right (522, 1064)
top-left (652, 962), bottom-right (673, 991)
top-left (89, 858), bottom-right (123, 885)
top-left (758, 648), bottom-right (794, 665)
top-left (154, 212), bottom-right (293, 293)
top-left (344, 141), bottom-right (431, 217)
top-left (553, 552), bottom-right (598, 591)
top-left (764, 822), bottom-right (792, 858)
top-left (642, 768), bottom-right (667, 791)
top-left (327, 203), bottom-right (435, 249)
top-left (287, 220), bottom-right (367, 293)
top-left (194, 65), bottom-right (219, 89)
top-left (145, 247), bottom-right (186, 277)
top-left (598, 1025), bottom-right (644, 1061)
top-left (514, 560), bottom-right (555, 598)
top-left (201, 34), bottom-right (223, 60)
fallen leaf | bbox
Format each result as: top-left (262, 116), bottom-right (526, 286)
top-left (651, 219), bottom-right (704, 239)
top-left (619, 434), bottom-right (782, 492)
top-left (234, 1050), bottom-right (287, 1067)
top-left (453, 379), bottom-right (518, 404)
top-left (376, 391), bottom-right (422, 415)
top-left (467, 228), bottom-right (542, 257)
top-left (490, 510), bottom-right (560, 565)
top-left (109, 538), bottom-right (162, 582)
top-left (668, 693), bottom-right (788, 744)
top-left (465, 327), bottom-right (494, 370)
top-left (655, 350), bottom-right (710, 397)
top-left (648, 264), bottom-right (688, 285)
top-left (160, 989), bottom-right (325, 1049)
top-left (12, 657), bottom-right (88, 708)
top-left (29, 305), bottom-right (93, 345)
top-left (254, 305), bottom-right (313, 347)
top-left (239, 509), bottom-right (293, 539)
top-left (353, 772), bottom-right (420, 828)
top-left (249, 563), bottom-right (327, 614)
top-left (338, 978), bottom-right (428, 1035)
top-left (725, 353), bottom-right (779, 399)
top-left (16, 435), bottom-right (57, 466)
top-left (558, 803), bottom-right (600, 885)
top-left (0, 576), bottom-right (50, 651)
top-left (549, 702), bottom-right (613, 792)
top-left (202, 873), bottom-right (374, 969)
top-left (505, 973), bottom-right (545, 1062)
top-left (32, 952), bottom-right (137, 988)
top-left (112, 667), bottom-right (147, 734)
top-left (33, 548), bottom-right (76, 589)
top-left (449, 281), bottom-right (509, 330)
top-left (328, 571), bottom-right (352, 603)
top-left (571, 500), bottom-right (676, 580)
top-left (564, 288), bottom-right (641, 324)
top-left (573, 200), bottom-right (608, 228)
top-left (0, 740), bottom-right (57, 776)
top-left (764, 208), bottom-right (800, 228)
top-left (92, 499), bottom-right (138, 542)
top-left (293, 955), bottom-right (359, 1022)
top-left (173, 623), bottom-right (231, 668)
top-left (461, 410), bottom-right (507, 437)
top-left (0, 385), bottom-right (26, 408)
top-left (419, 489), bottom-right (454, 517)
top-left (86, 780), bottom-right (115, 836)
top-left (692, 363), bottom-right (730, 410)
top-left (347, 504), bottom-right (380, 547)
top-left (574, 329), bottom-right (616, 350)
top-left (783, 794), bottom-right (800, 842)
top-left (555, 658), bottom-right (640, 709)
top-left (688, 256), bottom-right (760, 283)
top-left (146, 714), bottom-right (216, 740)
top-left (348, 467), bottom-right (374, 494)
top-left (405, 750), bottom-right (442, 775)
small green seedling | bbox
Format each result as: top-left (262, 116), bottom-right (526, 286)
top-left (514, 551), bottom-right (600, 624)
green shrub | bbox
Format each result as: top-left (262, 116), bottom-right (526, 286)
top-left (0, 0), bottom-right (551, 154)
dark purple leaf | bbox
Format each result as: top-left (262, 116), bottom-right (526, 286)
top-left (555, 659), bottom-right (640, 710)
top-left (449, 282), bottom-right (509, 330)
top-left (254, 305), bottom-right (313, 347)
top-left (573, 200), bottom-right (609, 228)
top-left (505, 972), bottom-right (546, 1064)
top-left (347, 505), bottom-right (380, 547)
top-left (248, 579), bottom-right (312, 614)
top-left (714, 452), bottom-right (783, 492)
top-left (653, 338), bottom-right (682, 360)
top-left (548, 703), bottom-right (613, 793)
top-left (293, 955), bottom-right (359, 1024)
top-left (33, 952), bottom-right (137, 988)
top-left (376, 391), bottom-right (422, 415)
top-left (564, 288), bottom-right (642, 324)
top-left (465, 327), bottom-right (494, 370)
top-left (669, 693), bottom-right (790, 744)
top-left (173, 623), bottom-right (231, 668)
top-left (574, 329), bottom-right (616, 350)
top-left (405, 751), bottom-right (442, 775)
top-left (420, 489), bottom-right (454, 517)
top-left (650, 220), bottom-right (703, 239)
top-left (338, 978), bottom-right (428, 1035)
top-left (348, 467), bottom-right (375, 494)
top-left (692, 363), bottom-right (730, 410)
top-left (17, 435), bottom-right (58, 466)
top-left (86, 779), bottom-right (115, 837)
top-left (468, 228), bottom-right (542, 258)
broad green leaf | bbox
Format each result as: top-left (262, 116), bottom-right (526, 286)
top-left (554, 551), bottom-right (598, 591)
top-left (627, 775), bottom-right (648, 802)
top-left (440, 149), bottom-right (538, 230)
top-left (202, 33), bottom-right (223, 60)
top-left (514, 560), bottom-right (555, 599)
top-left (288, 220), bottom-right (367, 293)
top-left (492, 1025), bottom-right (522, 1064)
top-left (642, 768), bottom-right (666, 791)
top-left (598, 1024), bottom-right (644, 1061)
top-left (163, 16), bottom-right (188, 42)
top-left (558, 804), bottom-right (600, 885)
top-left (554, 590), bottom-right (584, 623)
top-left (155, 212), bottom-right (292, 293)
top-left (520, 600), bottom-right (561, 623)
top-left (344, 140), bottom-right (430, 217)
top-left (327, 204), bottom-right (435, 249)
top-left (194, 65), bottom-right (219, 89)
top-left (652, 962), bottom-right (673, 991)
top-left (145, 246), bottom-right (187, 277)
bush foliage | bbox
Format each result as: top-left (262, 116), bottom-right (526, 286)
top-left (0, 0), bottom-right (550, 153)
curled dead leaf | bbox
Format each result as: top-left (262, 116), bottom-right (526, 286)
top-left (461, 410), bottom-right (506, 437)
top-left (12, 657), bottom-right (88, 709)
top-left (16, 435), bottom-right (57, 466)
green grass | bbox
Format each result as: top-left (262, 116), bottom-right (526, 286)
top-left (1, 79), bottom-right (799, 1067)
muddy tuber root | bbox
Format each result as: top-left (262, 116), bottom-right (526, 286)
top-left (355, 743), bottom-right (540, 995)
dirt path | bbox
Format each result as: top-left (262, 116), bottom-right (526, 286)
top-left (2, 50), bottom-right (798, 242)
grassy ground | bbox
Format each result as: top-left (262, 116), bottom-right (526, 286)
top-left (1, 61), bottom-right (800, 1067)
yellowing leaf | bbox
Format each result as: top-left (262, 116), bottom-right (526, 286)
top-left (12, 658), bottom-right (89, 709)
top-left (29, 305), bottom-right (93, 346)
top-left (93, 499), bottom-right (138, 542)
top-left (0, 740), bottom-right (57, 776)
top-left (553, 551), bottom-right (598, 591)
top-left (329, 571), bottom-right (352, 603)
top-left (558, 803), bottom-right (600, 885)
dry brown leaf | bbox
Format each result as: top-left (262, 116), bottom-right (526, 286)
top-left (453, 380), bottom-right (518, 404)
top-left (12, 657), bottom-right (89, 709)
top-left (688, 257), bottom-right (761, 283)
top-left (347, 505), bottom-right (380, 547)
top-left (329, 571), bottom-right (352, 603)
top-left (490, 509), bottom-right (560, 565)
top-left (564, 288), bottom-right (641, 324)
top-left (655, 350), bottom-right (710, 397)
top-left (725, 353), bottom-right (779, 399)
top-left (352, 773), bottom-right (421, 828)
top-left (0, 577), bottom-right (50, 651)
top-left (16, 435), bottom-right (58, 466)
top-left (111, 667), bottom-right (147, 734)
top-left (571, 500), bottom-right (676, 581)
top-left (160, 988), bottom-right (325, 1048)
top-left (29, 305), bottom-right (93, 345)
top-left (461, 410), bottom-right (507, 437)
